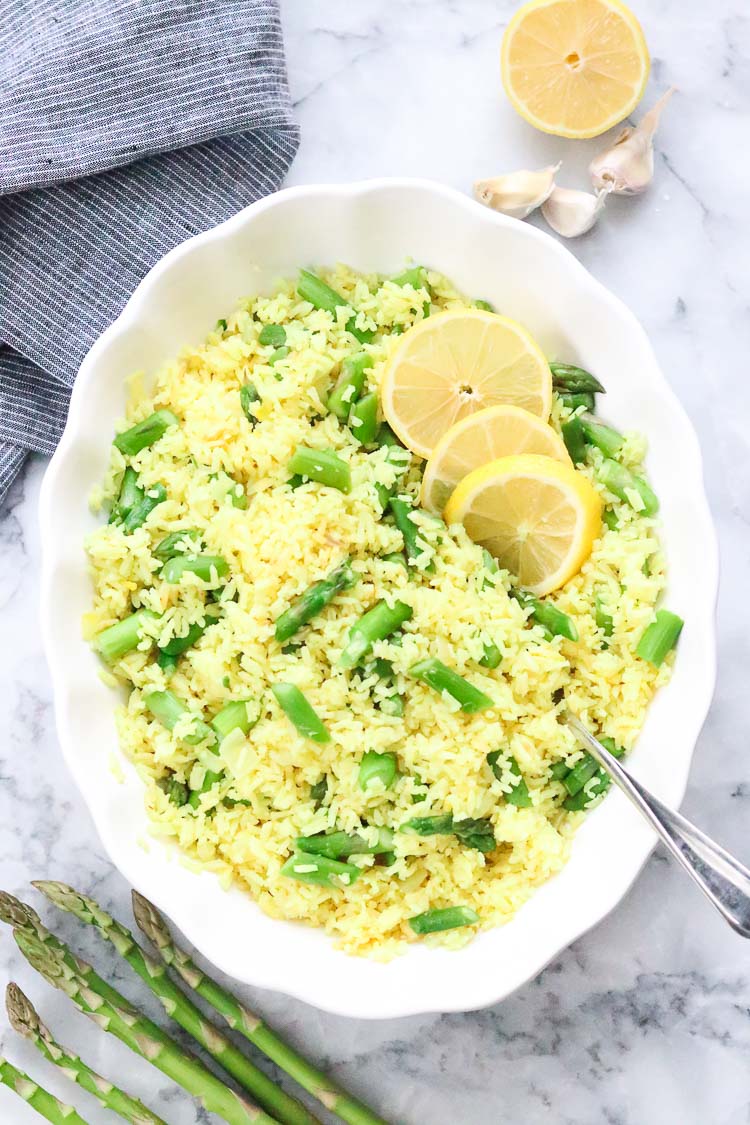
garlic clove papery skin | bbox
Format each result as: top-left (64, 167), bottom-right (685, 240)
top-left (541, 185), bottom-right (607, 238)
top-left (473, 164), bottom-right (560, 220)
top-left (589, 87), bottom-right (676, 195)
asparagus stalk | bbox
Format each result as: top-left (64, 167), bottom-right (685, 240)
top-left (338, 599), bottom-right (412, 670)
top-left (409, 907), bottom-right (479, 935)
top-left (259, 324), bottom-right (287, 348)
top-left (0, 891), bottom-right (274, 1120)
top-left (240, 382), bottom-right (262, 426)
top-left (130, 891), bottom-right (386, 1120)
top-left (357, 750), bottom-right (397, 791)
top-left (13, 929), bottom-right (274, 1125)
top-left (160, 554), bottom-right (229, 583)
top-left (113, 410), bottom-right (179, 456)
top-left (293, 829), bottom-right (394, 860)
top-left (287, 447), bottom-right (351, 494)
top-left (280, 853), bottom-right (362, 889)
top-left (32, 882), bottom-right (319, 1125)
top-left (271, 683), bottom-right (331, 743)
top-left (0, 1055), bottom-right (90, 1125)
top-left (6, 983), bottom-right (166, 1125)
top-left (327, 353), bottom-right (372, 420)
top-left (94, 609), bottom-right (160, 663)
top-left (297, 271), bottom-right (374, 344)
top-left (349, 393), bottom-right (379, 446)
top-left (407, 657), bottom-right (494, 713)
top-left (275, 560), bottom-right (357, 643)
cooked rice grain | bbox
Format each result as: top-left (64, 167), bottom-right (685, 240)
top-left (87, 266), bottom-right (669, 958)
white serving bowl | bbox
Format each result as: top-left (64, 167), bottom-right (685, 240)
top-left (39, 179), bottom-right (718, 1019)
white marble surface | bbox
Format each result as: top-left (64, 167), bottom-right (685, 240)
top-left (2, 1), bottom-right (750, 1121)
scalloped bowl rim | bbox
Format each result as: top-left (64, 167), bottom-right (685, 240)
top-left (39, 179), bottom-right (718, 1018)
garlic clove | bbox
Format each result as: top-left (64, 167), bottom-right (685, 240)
top-left (589, 87), bottom-right (676, 195)
top-left (541, 185), bottom-right (607, 238)
top-left (473, 164), bottom-right (560, 220)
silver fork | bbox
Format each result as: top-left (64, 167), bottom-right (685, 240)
top-left (565, 714), bottom-right (750, 937)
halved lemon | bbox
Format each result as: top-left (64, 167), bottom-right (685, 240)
top-left (444, 453), bottom-right (602, 595)
top-left (421, 404), bottom-right (570, 514)
top-left (501, 0), bottom-right (650, 139)
top-left (381, 309), bottom-right (552, 459)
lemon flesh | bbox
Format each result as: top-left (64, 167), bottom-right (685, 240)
top-left (501, 0), bottom-right (650, 139)
top-left (444, 453), bottom-right (602, 595)
top-left (381, 310), bottom-right (552, 460)
top-left (421, 404), bottom-right (570, 514)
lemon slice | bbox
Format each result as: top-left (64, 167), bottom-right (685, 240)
top-left (444, 453), bottom-right (602, 595)
top-left (501, 0), bottom-right (650, 139)
top-left (381, 309), bottom-right (552, 459)
top-left (421, 405), bottom-right (570, 514)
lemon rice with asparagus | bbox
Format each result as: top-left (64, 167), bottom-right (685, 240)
top-left (85, 264), bottom-right (682, 957)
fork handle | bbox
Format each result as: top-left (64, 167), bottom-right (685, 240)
top-left (566, 715), bottom-right (750, 937)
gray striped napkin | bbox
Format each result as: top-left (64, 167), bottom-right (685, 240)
top-left (0, 0), bottom-right (299, 505)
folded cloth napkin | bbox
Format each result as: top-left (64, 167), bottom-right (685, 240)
top-left (0, 0), bottom-right (300, 505)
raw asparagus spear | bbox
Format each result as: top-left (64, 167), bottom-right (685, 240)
top-left (6, 983), bottom-right (166, 1125)
top-left (0, 1055), bottom-right (90, 1125)
top-left (33, 882), bottom-right (320, 1125)
top-left (13, 928), bottom-right (274, 1125)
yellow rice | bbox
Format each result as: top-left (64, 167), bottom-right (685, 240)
top-left (85, 265), bottom-right (670, 959)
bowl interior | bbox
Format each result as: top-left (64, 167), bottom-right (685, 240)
top-left (40, 180), bottom-right (717, 1018)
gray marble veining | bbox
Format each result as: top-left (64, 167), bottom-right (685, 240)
top-left (2, 1), bottom-right (750, 1121)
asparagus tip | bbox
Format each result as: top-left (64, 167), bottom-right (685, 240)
top-left (5, 982), bottom-right (45, 1040)
top-left (33, 881), bottom-right (111, 930)
top-left (131, 890), bottom-right (169, 948)
top-left (0, 891), bottom-right (43, 931)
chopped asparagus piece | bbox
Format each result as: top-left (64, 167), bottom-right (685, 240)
top-left (295, 828), bottom-right (394, 859)
top-left (549, 362), bottom-right (605, 395)
top-left (275, 560), bottom-right (357, 643)
top-left (240, 382), bottom-right (261, 425)
top-left (258, 323), bottom-right (287, 347)
top-left (580, 414), bottom-right (623, 457)
top-left (358, 750), bottom-right (398, 791)
top-left (327, 353), bottom-right (372, 420)
top-left (281, 852), bottom-right (362, 888)
top-left (636, 609), bottom-right (683, 666)
top-left (409, 906), bottom-right (479, 935)
top-left (349, 392), bottom-right (379, 445)
top-left (339, 599), bottom-right (412, 669)
top-left (113, 410), bottom-right (179, 456)
top-left (153, 528), bottom-right (202, 560)
top-left (598, 458), bottom-right (659, 516)
top-left (161, 554), bottom-right (229, 583)
top-left (560, 391), bottom-right (596, 413)
top-left (488, 751), bottom-right (532, 807)
top-left (95, 609), bottom-right (160, 662)
top-left (143, 690), bottom-right (216, 746)
top-left (288, 446), bottom-right (351, 493)
top-left (512, 590), bottom-right (578, 642)
top-left (409, 657), bottom-right (494, 713)
top-left (272, 683), bottom-right (331, 743)
top-left (297, 270), bottom-right (374, 343)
